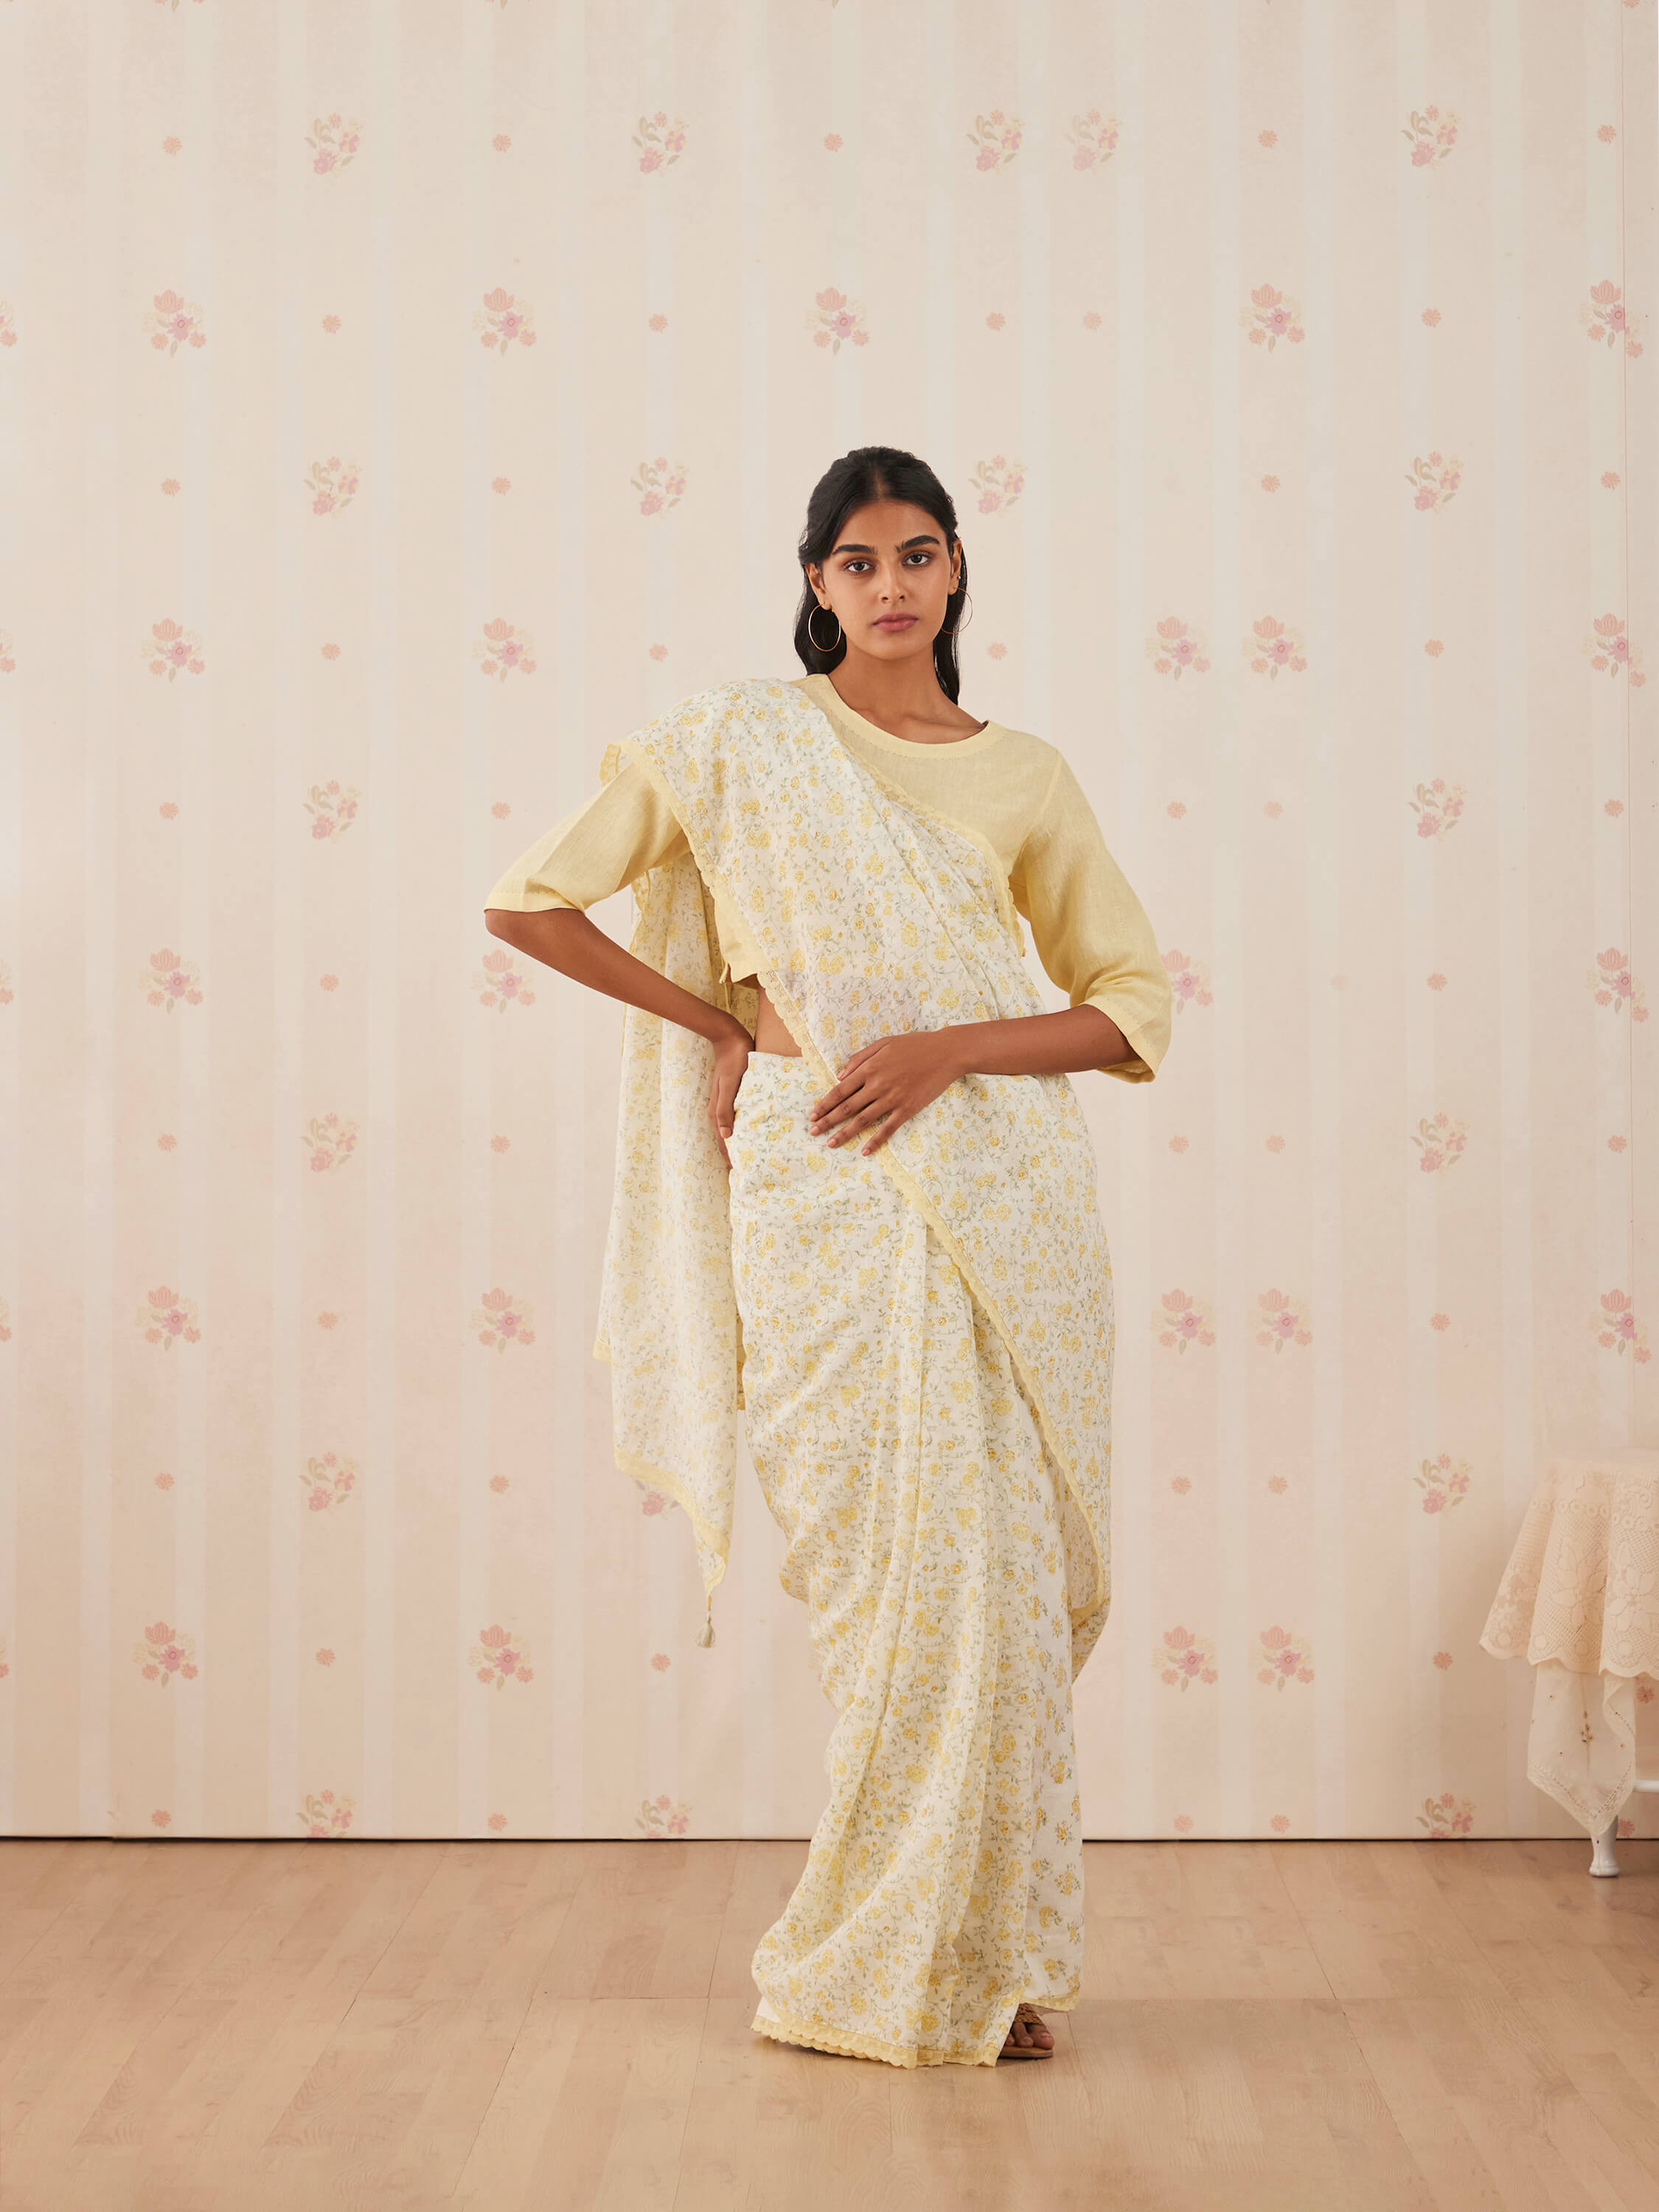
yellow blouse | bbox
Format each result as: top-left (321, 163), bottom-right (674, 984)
top-left (484, 672), bottom-right (1171, 1082)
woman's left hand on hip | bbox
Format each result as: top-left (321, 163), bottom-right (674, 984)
top-left (809, 1031), bottom-right (965, 1156)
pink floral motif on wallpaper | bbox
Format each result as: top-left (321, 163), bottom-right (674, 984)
top-left (1402, 106), bottom-right (1459, 168)
top-left (0, 1295), bottom-right (10, 1342)
top-left (305, 457), bottom-right (361, 516)
top-left (807, 288), bottom-right (869, 353)
top-left (142, 949), bottom-right (203, 1010)
top-left (1588, 948), bottom-right (1648, 1020)
top-left (306, 115), bottom-right (362, 177)
top-left (473, 947), bottom-right (537, 1011)
top-left (1416, 1453), bottom-right (1472, 1515)
top-left (302, 1451), bottom-right (358, 1512)
top-left (472, 1287), bottom-right (535, 1352)
top-left (472, 618), bottom-right (537, 680)
top-left (1162, 947), bottom-right (1212, 1012)
top-left (1590, 1290), bottom-right (1650, 1363)
top-left (305, 781), bottom-right (361, 840)
top-left (1409, 778), bottom-right (1465, 838)
top-left (967, 109), bottom-right (1023, 171)
top-left (1411, 1112), bottom-right (1467, 1175)
top-left (968, 456), bottom-right (1024, 514)
top-left (488, 1812), bottom-right (508, 1831)
top-left (1256, 1626), bottom-right (1314, 1689)
top-left (1245, 616), bottom-right (1306, 678)
top-left (1154, 1290), bottom-right (1214, 1353)
top-left (1580, 281), bottom-right (1644, 357)
top-left (1585, 613), bottom-right (1645, 684)
top-left (0, 1637), bottom-right (8, 1680)
top-left (139, 1286), bottom-right (201, 1349)
top-left (0, 303), bottom-right (15, 348)
top-left (637, 1793), bottom-right (692, 1837)
top-left (1254, 1290), bottom-right (1311, 1353)
top-left (0, 960), bottom-right (13, 1004)
top-left (1240, 285), bottom-right (1304, 351)
top-left (473, 289), bottom-right (537, 354)
top-left (1406, 451), bottom-right (1461, 512)
top-left (639, 1485), bottom-right (677, 1517)
top-left (1417, 1791), bottom-right (1474, 1837)
top-left (303, 1113), bottom-right (358, 1172)
top-left (1147, 616), bottom-right (1210, 679)
top-left (299, 1789), bottom-right (354, 1835)
top-left (142, 617), bottom-right (204, 679)
top-left (1065, 109), bottom-right (1119, 170)
top-left (135, 1620), bottom-right (198, 1684)
top-left (632, 457), bottom-right (687, 515)
top-left (147, 290), bottom-right (206, 355)
top-left (0, 631), bottom-right (13, 672)
top-left (633, 112), bottom-right (687, 172)
top-left (470, 1624), bottom-right (534, 1687)
top-left (1155, 1626), bottom-right (1217, 1691)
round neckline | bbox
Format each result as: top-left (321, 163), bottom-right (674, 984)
top-left (801, 672), bottom-right (1006, 757)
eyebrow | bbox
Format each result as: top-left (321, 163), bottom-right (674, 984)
top-left (829, 533), bottom-right (942, 557)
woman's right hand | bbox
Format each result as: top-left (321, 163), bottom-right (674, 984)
top-left (706, 1017), bottom-right (753, 1166)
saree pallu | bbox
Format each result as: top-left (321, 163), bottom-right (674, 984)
top-left (729, 1055), bottom-right (1083, 2066)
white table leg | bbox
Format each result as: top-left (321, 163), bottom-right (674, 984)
top-left (1590, 1815), bottom-right (1620, 1877)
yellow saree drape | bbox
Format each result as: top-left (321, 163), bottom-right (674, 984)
top-left (594, 677), bottom-right (1116, 2065)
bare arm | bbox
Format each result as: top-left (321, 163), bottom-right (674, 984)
top-left (484, 907), bottom-right (753, 1162)
top-left (942, 1004), bottom-right (1128, 1078)
top-left (485, 905), bottom-right (739, 1043)
top-left (808, 1006), bottom-right (1129, 1155)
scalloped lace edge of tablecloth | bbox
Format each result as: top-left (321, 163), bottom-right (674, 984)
top-left (1481, 1452), bottom-right (1659, 1833)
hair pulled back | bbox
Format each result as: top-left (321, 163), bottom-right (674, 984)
top-left (792, 446), bottom-right (968, 703)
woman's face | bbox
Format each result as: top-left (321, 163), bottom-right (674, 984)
top-left (805, 498), bottom-right (962, 672)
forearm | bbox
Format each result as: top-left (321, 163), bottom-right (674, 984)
top-left (484, 906), bottom-right (745, 1046)
top-left (947, 1004), bottom-right (1129, 1078)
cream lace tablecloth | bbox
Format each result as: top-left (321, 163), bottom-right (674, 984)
top-left (1481, 1449), bottom-right (1659, 1834)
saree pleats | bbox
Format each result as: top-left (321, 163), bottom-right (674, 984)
top-left (730, 1057), bottom-right (1083, 2068)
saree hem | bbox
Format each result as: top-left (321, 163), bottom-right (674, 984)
top-left (749, 2006), bottom-right (1004, 2070)
top-left (750, 1985), bottom-right (1081, 2070)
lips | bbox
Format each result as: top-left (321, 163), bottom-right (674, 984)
top-left (874, 616), bottom-right (916, 629)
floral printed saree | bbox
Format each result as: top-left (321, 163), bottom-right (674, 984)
top-left (594, 677), bottom-right (1116, 2065)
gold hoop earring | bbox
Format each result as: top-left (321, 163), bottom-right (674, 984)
top-left (807, 604), bottom-right (843, 652)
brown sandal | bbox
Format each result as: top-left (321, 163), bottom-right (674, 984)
top-left (998, 2001), bottom-right (1054, 2060)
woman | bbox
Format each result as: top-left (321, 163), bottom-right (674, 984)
top-left (484, 446), bottom-right (1171, 2067)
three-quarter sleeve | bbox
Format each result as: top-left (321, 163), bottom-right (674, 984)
top-left (482, 757), bottom-right (689, 914)
top-left (1009, 752), bottom-right (1172, 1082)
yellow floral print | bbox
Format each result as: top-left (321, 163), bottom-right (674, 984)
top-left (731, 1057), bottom-right (1083, 2066)
top-left (591, 676), bottom-right (1118, 2065)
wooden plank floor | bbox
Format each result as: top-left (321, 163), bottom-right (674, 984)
top-left (1, 1837), bottom-right (1656, 2211)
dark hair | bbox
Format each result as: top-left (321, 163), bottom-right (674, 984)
top-left (793, 446), bottom-right (968, 703)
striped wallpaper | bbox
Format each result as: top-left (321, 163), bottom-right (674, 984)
top-left (0, 0), bottom-right (1654, 1840)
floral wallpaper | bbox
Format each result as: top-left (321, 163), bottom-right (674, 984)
top-left (0, 0), bottom-right (1653, 1842)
